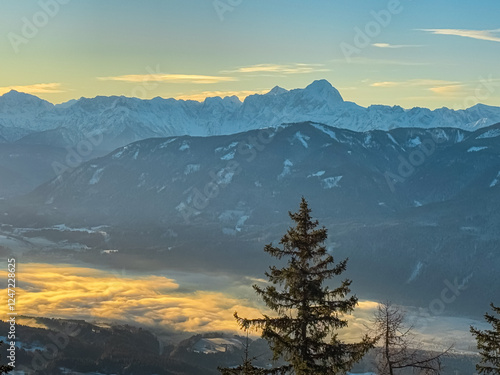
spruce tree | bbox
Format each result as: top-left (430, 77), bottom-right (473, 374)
top-left (471, 303), bottom-right (500, 375)
top-left (233, 197), bottom-right (374, 374)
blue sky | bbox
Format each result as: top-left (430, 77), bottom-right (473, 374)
top-left (1, 0), bottom-right (499, 108)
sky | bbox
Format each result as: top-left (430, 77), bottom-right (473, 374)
top-left (1, 0), bottom-right (500, 109)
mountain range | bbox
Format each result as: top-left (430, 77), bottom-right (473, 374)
top-left (2, 120), bottom-right (500, 316)
top-left (2, 79), bottom-right (500, 150)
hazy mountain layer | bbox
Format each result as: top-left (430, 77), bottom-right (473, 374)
top-left (3, 122), bottom-right (500, 316)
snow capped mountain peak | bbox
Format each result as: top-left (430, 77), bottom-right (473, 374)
top-left (305, 79), bottom-right (334, 90)
top-left (203, 95), bottom-right (241, 105)
top-left (1, 89), bottom-right (50, 104)
top-left (302, 79), bottom-right (344, 105)
top-left (203, 96), bottom-right (224, 105)
top-left (202, 95), bottom-right (241, 113)
top-left (71, 95), bottom-right (131, 113)
top-left (3, 89), bottom-right (22, 96)
top-left (222, 95), bottom-right (241, 105)
top-left (266, 86), bottom-right (288, 96)
top-left (2, 89), bottom-right (29, 98)
top-left (0, 89), bottom-right (53, 113)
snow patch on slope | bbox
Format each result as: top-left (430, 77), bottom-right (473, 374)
top-left (490, 171), bottom-right (500, 187)
top-left (278, 159), bottom-right (293, 180)
top-left (215, 141), bottom-right (239, 153)
top-left (191, 338), bottom-right (243, 354)
top-left (363, 133), bottom-right (373, 146)
top-left (221, 150), bottom-right (236, 160)
top-left (477, 128), bottom-right (500, 139)
top-left (236, 215), bottom-right (249, 232)
top-left (322, 176), bottom-right (342, 189)
top-left (308, 171), bottom-right (326, 178)
top-left (408, 136), bottom-right (422, 147)
top-left (184, 164), bottom-right (200, 175)
top-left (311, 123), bottom-right (339, 141)
top-left (407, 261), bottom-right (424, 283)
top-left (89, 168), bottom-right (104, 185)
top-left (160, 138), bottom-right (177, 148)
top-left (467, 146), bottom-right (488, 152)
top-left (387, 133), bottom-right (398, 145)
top-left (217, 169), bottom-right (235, 185)
top-left (293, 131), bottom-right (310, 148)
top-left (112, 149), bottom-right (126, 159)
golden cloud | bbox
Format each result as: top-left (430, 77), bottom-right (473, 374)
top-left (371, 79), bottom-right (460, 89)
top-left (0, 263), bottom-right (263, 333)
top-left (428, 85), bottom-right (463, 95)
top-left (0, 263), bottom-right (379, 339)
top-left (371, 81), bottom-right (400, 88)
top-left (98, 74), bottom-right (237, 84)
top-left (0, 83), bottom-right (64, 95)
top-left (357, 300), bottom-right (380, 310)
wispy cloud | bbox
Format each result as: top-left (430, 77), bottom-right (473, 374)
top-left (419, 28), bottom-right (500, 43)
top-left (332, 57), bottom-right (430, 66)
top-left (372, 43), bottom-right (423, 49)
top-left (225, 63), bottom-right (329, 75)
top-left (98, 74), bottom-right (237, 84)
top-left (371, 79), bottom-right (463, 96)
top-left (0, 83), bottom-right (65, 95)
top-left (176, 89), bottom-right (269, 102)
top-left (428, 85), bottom-right (463, 95)
top-left (371, 79), bottom-right (460, 88)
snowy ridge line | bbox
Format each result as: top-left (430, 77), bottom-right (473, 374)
top-left (1, 80), bottom-right (500, 149)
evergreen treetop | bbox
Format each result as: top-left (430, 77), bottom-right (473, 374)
top-left (471, 303), bottom-right (500, 375)
top-left (233, 197), bottom-right (374, 374)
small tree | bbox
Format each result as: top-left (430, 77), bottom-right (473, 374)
top-left (218, 331), bottom-right (268, 375)
top-left (471, 303), bottom-right (500, 375)
top-left (373, 302), bottom-right (451, 375)
top-left (232, 197), bottom-right (374, 374)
